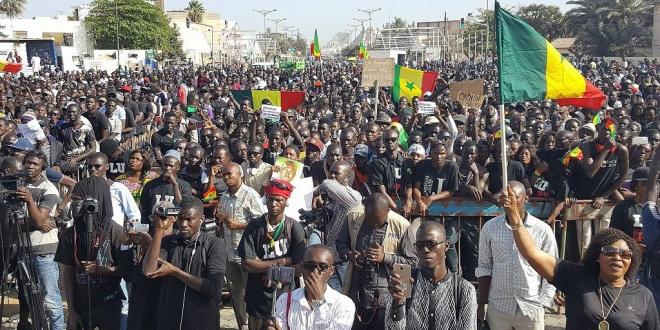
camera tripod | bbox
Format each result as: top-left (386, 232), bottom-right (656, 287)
top-left (0, 202), bottom-right (49, 330)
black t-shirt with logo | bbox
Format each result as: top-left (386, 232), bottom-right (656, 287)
top-left (139, 176), bottom-right (192, 224)
top-left (237, 215), bottom-right (306, 317)
top-left (551, 261), bottom-right (659, 330)
top-left (413, 159), bottom-right (460, 196)
top-left (570, 142), bottom-right (621, 199)
top-left (369, 152), bottom-right (405, 196)
top-left (83, 111), bottom-right (111, 141)
top-left (107, 150), bottom-right (130, 181)
top-left (151, 129), bottom-right (182, 156)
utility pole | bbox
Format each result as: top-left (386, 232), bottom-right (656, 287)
top-left (358, 8), bottom-right (381, 47)
top-left (353, 18), bottom-right (369, 43)
top-left (253, 9), bottom-right (277, 58)
top-left (486, 0), bottom-right (490, 59)
top-left (268, 17), bottom-right (286, 35)
top-left (348, 24), bottom-right (360, 44)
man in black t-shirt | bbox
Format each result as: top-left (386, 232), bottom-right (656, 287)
top-left (237, 180), bottom-right (306, 330)
top-left (82, 97), bottom-right (110, 142)
top-left (151, 112), bottom-right (182, 161)
top-left (370, 128), bottom-right (405, 209)
top-left (54, 103), bottom-right (96, 173)
top-left (140, 154), bottom-right (192, 224)
top-left (99, 139), bottom-right (129, 181)
top-left (485, 140), bottom-right (530, 201)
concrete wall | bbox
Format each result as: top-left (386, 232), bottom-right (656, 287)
top-left (654, 0), bottom-right (660, 56)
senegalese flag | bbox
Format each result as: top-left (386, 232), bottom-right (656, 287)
top-left (358, 41), bottom-right (369, 59)
top-left (592, 112), bottom-right (601, 125)
top-left (561, 145), bottom-right (583, 167)
top-left (604, 117), bottom-right (617, 139)
top-left (230, 90), bottom-right (306, 111)
top-left (0, 61), bottom-right (21, 74)
top-left (496, 2), bottom-right (605, 110)
top-left (202, 185), bottom-right (216, 203)
top-left (392, 65), bottom-right (438, 104)
top-left (312, 29), bottom-right (321, 59)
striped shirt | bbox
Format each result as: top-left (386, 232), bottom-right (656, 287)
top-left (275, 286), bottom-right (355, 330)
top-left (314, 179), bottom-right (362, 250)
top-left (475, 213), bottom-right (558, 316)
top-left (218, 183), bottom-right (265, 262)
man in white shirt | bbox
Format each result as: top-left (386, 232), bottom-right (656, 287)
top-left (266, 245), bottom-right (355, 330)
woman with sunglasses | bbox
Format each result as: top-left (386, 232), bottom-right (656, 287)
top-left (116, 149), bottom-right (158, 203)
top-left (501, 183), bottom-right (659, 329)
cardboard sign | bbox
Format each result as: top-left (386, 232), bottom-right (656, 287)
top-left (260, 104), bottom-right (282, 121)
top-left (361, 58), bottom-right (395, 87)
top-left (449, 79), bottom-right (485, 109)
top-left (417, 101), bottom-right (437, 115)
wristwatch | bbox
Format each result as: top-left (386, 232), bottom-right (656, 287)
top-left (311, 299), bottom-right (326, 309)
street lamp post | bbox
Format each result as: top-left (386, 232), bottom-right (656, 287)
top-left (353, 18), bottom-right (369, 43)
top-left (358, 8), bottom-right (381, 47)
top-left (253, 9), bottom-right (277, 38)
top-left (268, 18), bottom-right (286, 35)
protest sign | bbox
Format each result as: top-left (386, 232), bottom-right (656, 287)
top-left (450, 79), bottom-right (485, 109)
top-left (417, 101), bottom-right (437, 115)
top-left (272, 156), bottom-right (304, 183)
top-left (361, 58), bottom-right (394, 87)
top-left (260, 104), bottom-right (282, 121)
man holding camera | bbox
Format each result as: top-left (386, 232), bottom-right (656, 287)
top-left (238, 179), bottom-right (306, 330)
top-left (143, 196), bottom-right (227, 330)
top-left (336, 193), bottom-right (416, 329)
top-left (265, 245), bottom-right (356, 330)
top-left (139, 152), bottom-right (192, 224)
top-left (7, 150), bottom-right (64, 330)
top-left (215, 162), bottom-right (264, 329)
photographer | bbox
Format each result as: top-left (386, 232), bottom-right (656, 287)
top-left (309, 160), bottom-right (362, 289)
top-left (237, 179), bottom-right (306, 330)
top-left (55, 176), bottom-right (127, 330)
top-left (139, 152), bottom-right (192, 224)
top-left (336, 193), bottom-right (416, 329)
top-left (3, 150), bottom-right (64, 330)
top-left (142, 196), bottom-right (227, 330)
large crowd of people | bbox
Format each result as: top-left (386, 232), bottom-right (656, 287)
top-left (0, 56), bottom-right (659, 330)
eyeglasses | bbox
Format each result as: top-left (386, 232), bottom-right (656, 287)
top-left (301, 262), bottom-right (330, 272)
top-left (49, 112), bottom-right (60, 117)
top-left (414, 240), bottom-right (447, 251)
top-left (600, 246), bottom-right (633, 259)
top-left (248, 151), bottom-right (261, 156)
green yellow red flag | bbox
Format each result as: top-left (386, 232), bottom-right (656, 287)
top-left (392, 65), bottom-right (438, 104)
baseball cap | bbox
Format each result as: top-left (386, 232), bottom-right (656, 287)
top-left (580, 123), bottom-right (598, 137)
top-left (375, 112), bottom-right (392, 125)
top-left (408, 144), bottom-right (426, 156)
top-left (424, 116), bottom-right (440, 126)
top-left (453, 114), bottom-right (467, 125)
top-left (164, 149), bottom-right (181, 161)
top-left (10, 138), bottom-right (34, 152)
top-left (305, 138), bottom-right (325, 153)
top-left (632, 167), bottom-right (650, 182)
top-left (354, 144), bottom-right (369, 158)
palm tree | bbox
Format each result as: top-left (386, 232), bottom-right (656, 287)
top-left (0, 0), bottom-right (25, 19)
top-left (565, 0), bottom-right (652, 56)
top-left (185, 0), bottom-right (205, 23)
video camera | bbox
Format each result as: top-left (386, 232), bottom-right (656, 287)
top-left (298, 207), bottom-right (333, 238)
top-left (0, 170), bottom-right (29, 208)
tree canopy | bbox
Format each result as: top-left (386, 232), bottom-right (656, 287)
top-left (0, 0), bottom-right (25, 19)
top-left (516, 4), bottom-right (565, 40)
top-left (186, 0), bottom-right (205, 23)
top-left (85, 0), bottom-right (183, 59)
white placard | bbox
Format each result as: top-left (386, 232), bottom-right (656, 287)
top-left (284, 177), bottom-right (315, 222)
top-left (417, 101), bottom-right (437, 115)
top-left (260, 104), bottom-right (282, 121)
top-left (632, 136), bottom-right (649, 146)
top-left (18, 119), bottom-right (46, 144)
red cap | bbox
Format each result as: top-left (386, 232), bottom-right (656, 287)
top-left (120, 85), bottom-right (132, 93)
top-left (264, 179), bottom-right (294, 199)
top-left (305, 138), bottom-right (325, 152)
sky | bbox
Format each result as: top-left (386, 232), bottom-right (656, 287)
top-left (23, 0), bottom-right (573, 40)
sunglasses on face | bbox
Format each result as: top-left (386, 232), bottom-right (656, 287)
top-left (301, 262), bottom-right (330, 272)
top-left (600, 246), bottom-right (633, 259)
top-left (414, 240), bottom-right (447, 251)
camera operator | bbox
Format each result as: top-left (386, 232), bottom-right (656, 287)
top-left (237, 179), bottom-right (306, 330)
top-left (142, 196), bottom-right (227, 330)
top-left (336, 193), bottom-right (416, 329)
top-left (139, 151), bottom-right (192, 224)
top-left (2, 150), bottom-right (64, 330)
top-left (55, 176), bottom-right (127, 330)
top-left (309, 160), bottom-right (362, 289)
top-left (215, 162), bottom-right (264, 329)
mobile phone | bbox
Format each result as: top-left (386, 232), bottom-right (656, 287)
top-left (392, 263), bottom-right (412, 298)
top-left (267, 265), bottom-right (295, 287)
top-left (186, 105), bottom-right (198, 114)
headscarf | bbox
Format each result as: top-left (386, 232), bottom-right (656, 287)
top-left (72, 176), bottom-right (113, 262)
top-left (264, 179), bottom-right (294, 199)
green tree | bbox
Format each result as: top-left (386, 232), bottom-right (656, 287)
top-left (516, 4), bottom-right (566, 40)
top-left (85, 0), bottom-right (183, 57)
top-left (185, 0), bottom-right (205, 23)
top-left (162, 24), bottom-right (185, 59)
top-left (0, 0), bottom-right (26, 19)
top-left (565, 0), bottom-right (652, 56)
top-left (385, 17), bottom-right (409, 29)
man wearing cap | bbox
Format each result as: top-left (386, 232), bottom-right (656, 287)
top-left (139, 152), bottom-right (192, 224)
top-left (352, 144), bottom-right (371, 195)
top-left (401, 144), bottom-right (426, 217)
top-left (238, 179), bottom-right (306, 330)
top-left (303, 137), bottom-right (325, 177)
top-left (611, 167), bottom-right (650, 237)
top-left (571, 117), bottom-right (629, 256)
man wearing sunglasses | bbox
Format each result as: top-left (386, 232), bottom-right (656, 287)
top-left (265, 245), bottom-right (356, 330)
top-left (387, 221), bottom-right (477, 329)
top-left (369, 128), bottom-right (405, 210)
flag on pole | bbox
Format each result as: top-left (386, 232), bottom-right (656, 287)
top-left (495, 2), bottom-right (605, 110)
top-left (358, 41), bottom-right (369, 59)
top-left (392, 65), bottom-right (438, 104)
top-left (312, 29), bottom-right (321, 58)
top-left (0, 61), bottom-right (21, 74)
